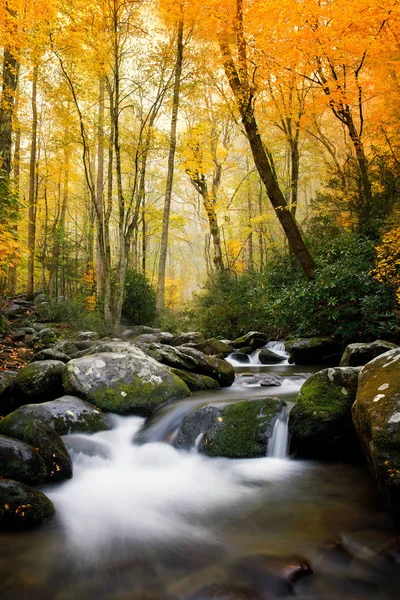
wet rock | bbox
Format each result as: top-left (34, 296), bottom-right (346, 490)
top-left (260, 376), bottom-right (282, 387)
top-left (176, 398), bottom-right (284, 458)
top-left (1, 396), bottom-right (110, 436)
top-left (0, 435), bottom-right (47, 485)
top-left (171, 368), bottom-right (220, 392)
top-left (0, 479), bottom-right (55, 530)
top-left (0, 414), bottom-right (72, 482)
top-left (230, 352), bottom-right (250, 364)
top-left (233, 332), bottom-right (268, 351)
top-left (258, 348), bottom-right (285, 364)
top-left (317, 538), bottom-right (353, 571)
top-left (14, 360), bottom-right (65, 403)
top-left (340, 340), bottom-right (398, 367)
top-left (352, 348), bottom-right (400, 514)
top-left (289, 337), bottom-right (342, 366)
top-left (63, 349), bottom-right (190, 416)
top-left (289, 367), bottom-right (362, 459)
top-left (229, 554), bottom-right (306, 594)
top-left (171, 332), bottom-right (206, 347)
top-left (146, 344), bottom-right (235, 387)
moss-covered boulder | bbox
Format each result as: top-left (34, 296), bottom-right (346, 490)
top-left (170, 369), bottom-right (220, 392)
top-left (0, 396), bottom-right (110, 437)
top-left (63, 349), bottom-right (190, 416)
top-left (0, 414), bottom-right (72, 483)
top-left (289, 338), bottom-right (342, 366)
top-left (258, 348), bottom-right (286, 364)
top-left (289, 367), bottom-right (362, 459)
top-left (187, 338), bottom-right (234, 357)
top-left (146, 344), bottom-right (235, 387)
top-left (0, 435), bottom-right (47, 485)
top-left (340, 340), bottom-right (398, 367)
top-left (14, 360), bottom-right (65, 404)
top-left (0, 479), bottom-right (55, 530)
top-left (175, 398), bottom-right (284, 458)
top-left (233, 331), bottom-right (268, 351)
top-left (352, 348), bottom-right (400, 514)
top-left (170, 332), bottom-right (205, 346)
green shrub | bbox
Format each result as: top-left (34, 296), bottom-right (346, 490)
top-left (123, 271), bottom-right (157, 326)
top-left (35, 299), bottom-right (110, 337)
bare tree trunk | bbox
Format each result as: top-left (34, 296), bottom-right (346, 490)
top-left (156, 19), bottom-right (184, 311)
top-left (8, 84), bottom-right (21, 294)
top-left (96, 77), bottom-right (105, 298)
top-left (218, 17), bottom-right (315, 280)
top-left (48, 148), bottom-right (69, 297)
top-left (27, 63), bottom-right (39, 300)
top-left (0, 43), bottom-right (19, 179)
top-left (290, 140), bottom-right (300, 219)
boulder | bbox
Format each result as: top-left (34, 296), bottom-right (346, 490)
top-left (352, 348), bottom-right (400, 514)
top-left (14, 360), bottom-right (65, 403)
top-left (170, 332), bottom-right (205, 346)
top-left (34, 348), bottom-right (71, 363)
top-left (289, 367), bottom-right (362, 459)
top-left (340, 340), bottom-right (398, 367)
top-left (1, 396), bottom-right (110, 436)
top-left (10, 329), bottom-right (26, 342)
top-left (258, 348), bottom-right (286, 364)
top-left (121, 326), bottom-right (161, 338)
top-left (63, 349), bottom-right (190, 416)
top-left (0, 479), bottom-right (55, 530)
top-left (229, 352), bottom-right (251, 364)
top-left (186, 338), bottom-right (234, 357)
top-left (175, 398), bottom-right (284, 458)
top-left (170, 368), bottom-right (220, 392)
top-left (146, 344), bottom-right (235, 387)
top-left (32, 328), bottom-right (58, 348)
top-left (260, 376), bottom-right (282, 387)
top-left (0, 370), bottom-right (16, 414)
top-left (75, 331), bottom-right (100, 341)
top-left (233, 331), bottom-right (268, 351)
top-left (0, 414), bottom-right (72, 482)
top-left (34, 293), bottom-right (49, 305)
top-left (0, 435), bottom-right (47, 485)
top-left (289, 337), bottom-right (342, 366)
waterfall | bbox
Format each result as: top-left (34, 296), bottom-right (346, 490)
top-left (266, 341), bottom-right (286, 353)
top-left (268, 407), bottom-right (289, 458)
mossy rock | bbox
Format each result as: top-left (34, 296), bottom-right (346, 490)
top-left (170, 332), bottom-right (205, 346)
top-left (340, 340), bottom-right (398, 367)
top-left (0, 479), bottom-right (55, 530)
top-left (188, 339), bottom-right (234, 357)
top-left (233, 331), bottom-right (268, 351)
top-left (0, 397), bottom-right (110, 437)
top-left (175, 398), bottom-right (283, 458)
top-left (170, 368), bottom-right (220, 392)
top-left (0, 413), bottom-right (73, 483)
top-left (0, 371), bottom-right (17, 416)
top-left (289, 338), bottom-right (342, 366)
top-left (63, 350), bottom-right (191, 416)
top-left (0, 435), bottom-right (47, 485)
top-left (14, 360), bottom-right (65, 404)
top-left (258, 348), bottom-right (286, 364)
top-left (289, 367), bottom-right (362, 459)
top-left (352, 349), bottom-right (400, 514)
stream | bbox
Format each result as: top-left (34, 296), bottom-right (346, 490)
top-left (1, 352), bottom-right (400, 599)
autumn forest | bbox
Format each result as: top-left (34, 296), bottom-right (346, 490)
top-left (1, 0), bottom-right (400, 340)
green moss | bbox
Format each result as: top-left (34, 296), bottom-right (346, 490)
top-left (201, 398), bottom-right (282, 459)
top-left (89, 374), bottom-right (190, 417)
top-left (171, 369), bottom-right (220, 392)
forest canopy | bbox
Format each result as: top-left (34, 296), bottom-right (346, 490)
top-left (0, 0), bottom-right (399, 339)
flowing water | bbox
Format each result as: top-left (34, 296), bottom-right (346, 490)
top-left (1, 356), bottom-right (400, 600)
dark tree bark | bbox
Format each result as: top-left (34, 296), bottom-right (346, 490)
top-left (27, 63), bottom-right (39, 300)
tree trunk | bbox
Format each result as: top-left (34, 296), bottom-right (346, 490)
top-left (96, 77), bottom-right (105, 298)
top-left (218, 32), bottom-right (315, 280)
top-left (156, 19), bottom-right (184, 311)
top-left (8, 84), bottom-right (21, 294)
top-left (290, 140), bottom-right (300, 219)
top-left (27, 63), bottom-right (39, 300)
top-left (0, 44), bottom-right (19, 179)
top-left (48, 148), bottom-right (69, 297)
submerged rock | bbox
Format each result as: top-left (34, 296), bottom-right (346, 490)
top-left (0, 479), bottom-right (55, 530)
top-left (289, 367), bottom-right (362, 459)
top-left (229, 352), bottom-right (250, 364)
top-left (352, 348), bottom-right (400, 514)
top-left (175, 398), bottom-right (284, 458)
top-left (340, 340), bottom-right (398, 367)
top-left (258, 348), bottom-right (285, 364)
top-left (14, 360), bottom-right (65, 404)
top-left (63, 349), bottom-right (190, 416)
top-left (0, 435), bottom-right (47, 485)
